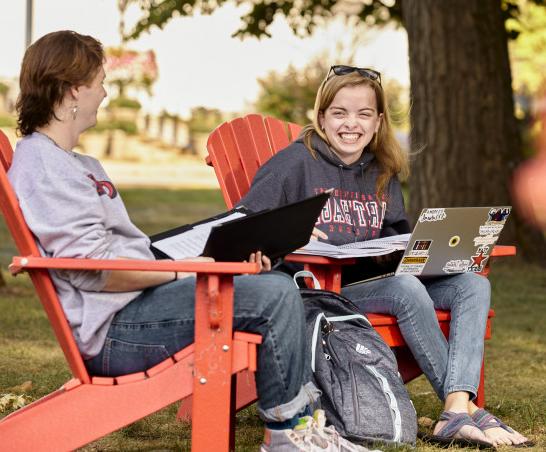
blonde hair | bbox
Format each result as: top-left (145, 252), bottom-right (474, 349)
top-left (302, 71), bottom-right (409, 196)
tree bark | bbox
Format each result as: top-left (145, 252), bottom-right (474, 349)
top-left (401, 0), bottom-right (546, 263)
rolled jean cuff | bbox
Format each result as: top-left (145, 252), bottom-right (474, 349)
top-left (258, 382), bottom-right (321, 423)
top-left (445, 384), bottom-right (478, 401)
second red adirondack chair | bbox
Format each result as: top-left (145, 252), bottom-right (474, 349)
top-left (203, 113), bottom-right (516, 412)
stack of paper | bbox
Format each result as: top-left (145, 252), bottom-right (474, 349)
top-left (152, 211), bottom-right (246, 259)
top-left (294, 233), bottom-right (411, 259)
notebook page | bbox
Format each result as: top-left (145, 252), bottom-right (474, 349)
top-left (152, 212), bottom-right (246, 259)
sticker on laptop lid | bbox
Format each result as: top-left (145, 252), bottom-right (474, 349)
top-left (468, 252), bottom-right (489, 272)
top-left (473, 235), bottom-right (499, 247)
top-left (479, 224), bottom-right (504, 236)
top-left (397, 256), bottom-right (428, 275)
top-left (478, 207), bottom-right (511, 235)
top-left (443, 259), bottom-right (471, 274)
top-left (409, 240), bottom-right (432, 256)
top-left (488, 207), bottom-right (511, 223)
top-left (418, 208), bottom-right (447, 223)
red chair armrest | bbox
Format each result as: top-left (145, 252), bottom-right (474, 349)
top-left (9, 256), bottom-right (259, 276)
top-left (490, 245), bottom-right (516, 257)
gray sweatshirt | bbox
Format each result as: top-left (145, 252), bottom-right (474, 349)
top-left (238, 133), bottom-right (410, 246)
top-left (8, 133), bottom-right (155, 358)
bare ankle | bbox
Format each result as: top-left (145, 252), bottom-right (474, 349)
top-left (444, 391), bottom-right (470, 413)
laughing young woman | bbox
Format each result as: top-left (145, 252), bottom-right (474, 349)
top-left (238, 65), bottom-right (532, 448)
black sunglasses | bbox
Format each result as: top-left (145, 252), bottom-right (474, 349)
top-left (327, 65), bottom-right (382, 85)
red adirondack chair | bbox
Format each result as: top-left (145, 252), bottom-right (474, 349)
top-left (204, 113), bottom-right (516, 411)
top-left (0, 129), bottom-right (262, 451)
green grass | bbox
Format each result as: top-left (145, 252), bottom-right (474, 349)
top-left (1, 188), bottom-right (545, 450)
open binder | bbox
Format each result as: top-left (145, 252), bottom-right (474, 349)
top-left (150, 192), bottom-right (330, 262)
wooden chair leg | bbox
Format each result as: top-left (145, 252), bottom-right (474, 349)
top-left (476, 357), bottom-right (486, 407)
top-left (192, 275), bottom-right (235, 451)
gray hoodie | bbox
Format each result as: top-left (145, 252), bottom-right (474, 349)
top-left (238, 132), bottom-right (410, 246)
top-left (8, 133), bottom-right (154, 358)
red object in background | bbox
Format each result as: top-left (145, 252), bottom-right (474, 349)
top-left (512, 90), bottom-right (546, 230)
top-left (512, 154), bottom-right (546, 229)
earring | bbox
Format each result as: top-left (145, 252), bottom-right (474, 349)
top-left (71, 105), bottom-right (78, 120)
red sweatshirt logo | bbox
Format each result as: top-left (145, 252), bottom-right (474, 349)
top-left (314, 187), bottom-right (387, 239)
top-left (87, 174), bottom-right (118, 199)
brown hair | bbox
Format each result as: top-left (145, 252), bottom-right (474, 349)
top-left (16, 30), bottom-right (104, 136)
top-left (302, 71), bottom-right (409, 196)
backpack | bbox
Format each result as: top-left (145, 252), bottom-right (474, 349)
top-left (299, 284), bottom-right (417, 446)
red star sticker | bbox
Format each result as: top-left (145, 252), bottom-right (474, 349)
top-left (471, 252), bottom-right (488, 268)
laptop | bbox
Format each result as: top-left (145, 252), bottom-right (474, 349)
top-left (346, 206), bottom-right (511, 284)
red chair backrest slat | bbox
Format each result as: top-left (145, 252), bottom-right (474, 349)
top-left (206, 114), bottom-right (303, 208)
top-left (0, 130), bottom-right (91, 383)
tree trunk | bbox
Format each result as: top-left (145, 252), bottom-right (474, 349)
top-left (401, 0), bottom-right (546, 263)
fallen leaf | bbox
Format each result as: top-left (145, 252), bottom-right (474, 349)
top-left (8, 380), bottom-right (32, 393)
top-left (418, 416), bottom-right (435, 428)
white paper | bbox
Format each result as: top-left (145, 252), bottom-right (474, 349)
top-left (152, 212), bottom-right (246, 259)
top-left (294, 233), bottom-right (410, 259)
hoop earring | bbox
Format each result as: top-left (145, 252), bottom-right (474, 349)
top-left (71, 105), bottom-right (78, 120)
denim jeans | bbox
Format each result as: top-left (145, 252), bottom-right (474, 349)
top-left (341, 272), bottom-right (491, 401)
top-left (85, 271), bottom-right (320, 422)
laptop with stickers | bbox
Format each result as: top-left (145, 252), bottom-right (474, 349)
top-left (345, 206), bottom-right (511, 284)
top-left (396, 206), bottom-right (511, 277)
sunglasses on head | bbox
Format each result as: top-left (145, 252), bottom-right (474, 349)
top-left (327, 65), bottom-right (382, 85)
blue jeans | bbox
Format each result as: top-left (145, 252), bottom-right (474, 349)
top-left (85, 271), bottom-right (320, 422)
top-left (341, 273), bottom-right (491, 401)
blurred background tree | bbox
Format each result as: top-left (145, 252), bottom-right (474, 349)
top-left (98, 0), bottom-right (159, 157)
top-left (255, 58), bottom-right (328, 125)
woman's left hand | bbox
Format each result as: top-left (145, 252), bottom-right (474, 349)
top-left (247, 251), bottom-right (272, 272)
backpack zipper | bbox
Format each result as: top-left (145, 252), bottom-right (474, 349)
top-left (349, 362), bottom-right (361, 426)
top-left (365, 365), bottom-right (402, 442)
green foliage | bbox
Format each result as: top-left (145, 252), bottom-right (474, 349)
top-left (92, 119), bottom-right (138, 135)
top-left (255, 60), bottom-right (327, 125)
top-left (129, 0), bottom-right (544, 41)
top-left (0, 82), bottom-right (9, 96)
top-left (509, 0), bottom-right (546, 93)
top-left (108, 96), bottom-right (142, 110)
top-left (187, 106), bottom-right (224, 134)
top-left (0, 115), bottom-right (16, 128)
top-left (129, 0), bottom-right (402, 40)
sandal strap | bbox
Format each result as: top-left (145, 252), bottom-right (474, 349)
top-left (437, 411), bottom-right (479, 438)
top-left (472, 408), bottom-right (515, 433)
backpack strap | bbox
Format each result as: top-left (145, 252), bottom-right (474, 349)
top-left (293, 270), bottom-right (321, 290)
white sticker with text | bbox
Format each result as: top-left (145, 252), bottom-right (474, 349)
top-left (419, 208), bottom-right (447, 223)
top-left (443, 259), bottom-right (471, 274)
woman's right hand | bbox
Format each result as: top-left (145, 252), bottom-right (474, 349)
top-left (247, 251), bottom-right (272, 272)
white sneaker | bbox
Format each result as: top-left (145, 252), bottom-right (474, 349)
top-left (260, 410), bottom-right (377, 452)
top-left (306, 410), bottom-right (380, 452)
